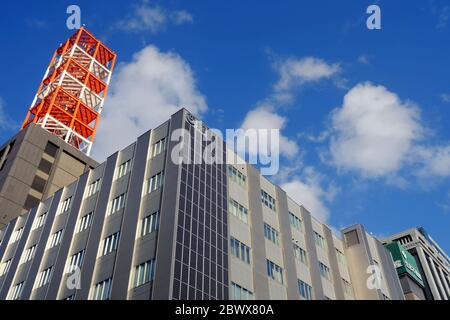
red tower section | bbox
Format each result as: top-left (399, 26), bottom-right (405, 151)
top-left (22, 27), bottom-right (116, 155)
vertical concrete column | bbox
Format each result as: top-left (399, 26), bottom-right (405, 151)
top-left (45, 173), bottom-right (89, 299)
top-left (416, 246), bottom-right (441, 300)
top-left (301, 207), bottom-right (324, 300)
top-left (246, 165), bottom-right (270, 299)
top-left (275, 187), bottom-right (300, 300)
top-left (76, 152), bottom-right (119, 299)
top-left (437, 267), bottom-right (450, 298)
top-left (323, 227), bottom-right (345, 300)
top-left (110, 131), bottom-right (151, 299)
top-left (152, 111), bottom-right (183, 300)
top-left (429, 258), bottom-right (448, 300)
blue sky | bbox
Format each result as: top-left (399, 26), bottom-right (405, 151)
top-left (0, 0), bottom-right (449, 252)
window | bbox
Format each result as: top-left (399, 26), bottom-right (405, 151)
top-left (49, 229), bottom-right (63, 249)
top-left (145, 171), bottom-right (164, 194)
top-left (336, 249), bottom-right (345, 264)
top-left (151, 138), bottom-right (166, 158)
top-left (230, 282), bottom-right (253, 300)
top-left (230, 237), bottom-right (251, 264)
top-left (117, 160), bottom-right (131, 179)
top-left (141, 211), bottom-right (159, 236)
top-left (134, 260), bottom-right (155, 287)
top-left (92, 278), bottom-right (112, 300)
top-left (109, 193), bottom-right (126, 215)
top-left (21, 245), bottom-right (36, 264)
top-left (319, 262), bottom-right (331, 281)
top-left (58, 197), bottom-right (72, 215)
top-left (67, 250), bottom-right (85, 273)
top-left (227, 165), bottom-right (246, 187)
top-left (229, 199), bottom-right (248, 223)
top-left (289, 212), bottom-right (302, 232)
top-left (44, 141), bottom-right (58, 157)
top-left (7, 282), bottom-right (24, 300)
top-left (77, 212), bottom-right (93, 233)
top-left (11, 227), bottom-right (24, 243)
top-left (261, 190), bottom-right (276, 211)
top-left (293, 244), bottom-right (308, 265)
top-left (36, 267), bottom-right (53, 288)
top-left (342, 278), bottom-right (353, 295)
top-left (266, 260), bottom-right (283, 284)
top-left (298, 280), bottom-right (313, 300)
top-left (313, 231), bottom-right (326, 249)
top-left (264, 223), bottom-right (279, 245)
top-left (86, 179), bottom-right (101, 197)
top-left (0, 259), bottom-right (12, 276)
top-left (102, 232), bottom-right (120, 256)
top-left (33, 212), bottom-right (47, 230)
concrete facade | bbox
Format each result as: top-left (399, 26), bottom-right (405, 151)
top-left (0, 123), bottom-right (98, 228)
top-left (0, 108), bottom-right (405, 300)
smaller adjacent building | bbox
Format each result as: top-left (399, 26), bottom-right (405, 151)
top-left (384, 242), bottom-right (425, 300)
top-left (383, 228), bottom-right (450, 300)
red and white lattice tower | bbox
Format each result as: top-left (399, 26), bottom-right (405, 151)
top-left (22, 27), bottom-right (116, 155)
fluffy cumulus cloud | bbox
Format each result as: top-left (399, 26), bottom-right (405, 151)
top-left (116, 1), bottom-right (193, 33)
top-left (273, 57), bottom-right (340, 92)
top-left (93, 45), bottom-right (207, 160)
top-left (240, 106), bottom-right (299, 158)
top-left (329, 82), bottom-right (423, 177)
top-left (280, 168), bottom-right (337, 222)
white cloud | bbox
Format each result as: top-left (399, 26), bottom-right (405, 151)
top-left (281, 168), bottom-right (337, 222)
top-left (415, 145), bottom-right (450, 177)
top-left (437, 6), bottom-right (450, 29)
top-left (441, 93), bottom-right (450, 103)
top-left (273, 57), bottom-right (340, 91)
top-left (358, 55), bottom-right (370, 65)
top-left (329, 82), bottom-right (423, 177)
top-left (171, 10), bottom-right (193, 25)
top-left (240, 105), bottom-right (299, 158)
top-left (0, 98), bottom-right (17, 131)
top-left (116, 1), bottom-right (193, 33)
top-left (93, 45), bottom-right (207, 160)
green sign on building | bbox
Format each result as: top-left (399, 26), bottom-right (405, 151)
top-left (385, 242), bottom-right (424, 287)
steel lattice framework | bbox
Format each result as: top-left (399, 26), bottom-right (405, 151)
top-left (22, 27), bottom-right (116, 155)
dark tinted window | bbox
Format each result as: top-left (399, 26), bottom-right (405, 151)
top-left (44, 141), bottom-right (59, 157)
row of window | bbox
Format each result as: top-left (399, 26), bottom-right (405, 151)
top-left (230, 282), bottom-right (253, 300)
top-left (230, 237), bottom-right (251, 264)
top-left (227, 165), bottom-right (246, 187)
top-left (144, 171), bottom-right (164, 195)
top-left (263, 223), bottom-right (279, 245)
top-left (267, 259), bottom-right (284, 284)
top-left (229, 199), bottom-right (248, 224)
top-left (261, 190), bottom-right (276, 211)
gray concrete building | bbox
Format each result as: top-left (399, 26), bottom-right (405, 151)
top-left (0, 123), bottom-right (99, 228)
top-left (0, 108), bottom-right (404, 300)
top-left (383, 227), bottom-right (450, 300)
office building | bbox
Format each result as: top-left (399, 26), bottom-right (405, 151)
top-left (383, 227), bottom-right (450, 300)
top-left (0, 108), bottom-right (404, 300)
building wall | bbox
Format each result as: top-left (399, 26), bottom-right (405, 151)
top-left (0, 108), bottom-right (405, 300)
top-left (341, 225), bottom-right (404, 300)
top-left (0, 124), bottom-right (98, 228)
